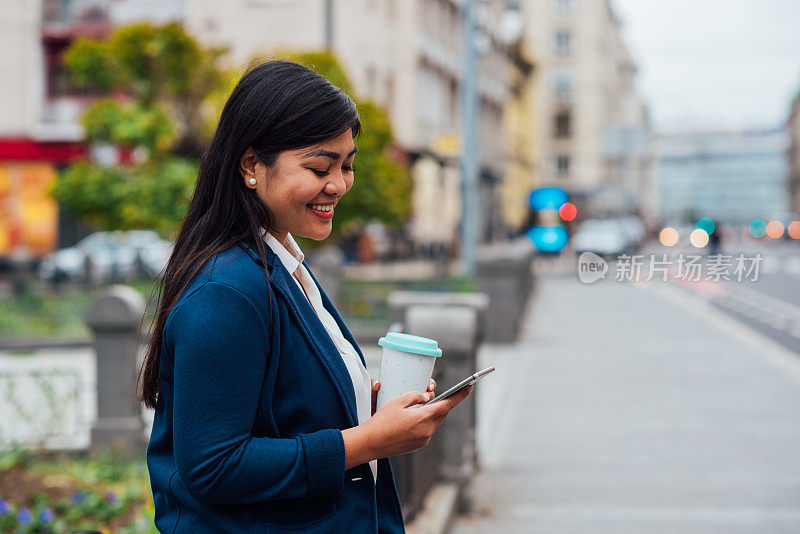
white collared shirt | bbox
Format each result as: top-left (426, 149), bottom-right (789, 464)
top-left (260, 228), bottom-right (377, 484)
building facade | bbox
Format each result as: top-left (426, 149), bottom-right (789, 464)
top-left (656, 130), bottom-right (789, 226)
top-left (500, 29), bottom-right (538, 235)
top-left (789, 89), bottom-right (800, 216)
top-left (0, 0), bottom-right (185, 258)
top-left (520, 0), bottom-right (652, 223)
top-left (3, 0), bottom-right (519, 258)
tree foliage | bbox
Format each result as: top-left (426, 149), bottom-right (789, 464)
top-left (50, 159), bottom-right (197, 237)
top-left (64, 21), bottom-right (227, 155)
top-left (55, 27), bottom-right (411, 242)
top-left (81, 99), bottom-right (175, 154)
top-left (54, 23), bottom-right (226, 237)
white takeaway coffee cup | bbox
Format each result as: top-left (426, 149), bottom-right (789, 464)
top-left (375, 332), bottom-right (442, 411)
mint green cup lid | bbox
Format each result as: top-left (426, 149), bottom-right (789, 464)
top-left (378, 332), bottom-right (442, 357)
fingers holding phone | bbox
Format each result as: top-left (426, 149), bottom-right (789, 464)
top-left (422, 384), bottom-right (473, 419)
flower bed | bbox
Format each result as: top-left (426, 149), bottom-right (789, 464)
top-left (0, 447), bottom-right (156, 533)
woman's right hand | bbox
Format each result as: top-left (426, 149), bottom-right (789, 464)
top-left (362, 385), bottom-right (473, 459)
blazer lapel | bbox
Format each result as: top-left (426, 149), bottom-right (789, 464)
top-left (237, 242), bottom-right (360, 427)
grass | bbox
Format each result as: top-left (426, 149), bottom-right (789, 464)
top-left (0, 279), bottom-right (162, 341)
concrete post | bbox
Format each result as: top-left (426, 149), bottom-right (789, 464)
top-left (475, 238), bottom-right (535, 342)
top-left (85, 284), bottom-right (146, 456)
top-left (388, 291), bottom-right (489, 345)
top-left (404, 305), bottom-right (479, 489)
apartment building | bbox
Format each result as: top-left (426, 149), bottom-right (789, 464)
top-left (1, 0), bottom-right (519, 257)
top-left (0, 0), bottom-right (184, 256)
top-left (521, 0), bottom-right (652, 221)
top-left (789, 89), bottom-right (800, 216)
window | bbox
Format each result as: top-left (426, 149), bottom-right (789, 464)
top-left (554, 110), bottom-right (571, 138)
top-left (556, 155), bottom-right (570, 176)
top-left (385, 72), bottom-right (395, 110)
top-left (554, 30), bottom-right (573, 56)
top-left (552, 71), bottom-right (573, 100)
top-left (553, 0), bottom-right (574, 15)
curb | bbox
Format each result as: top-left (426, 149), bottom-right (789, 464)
top-left (404, 482), bottom-right (461, 534)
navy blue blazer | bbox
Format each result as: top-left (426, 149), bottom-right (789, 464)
top-left (146, 241), bottom-right (405, 532)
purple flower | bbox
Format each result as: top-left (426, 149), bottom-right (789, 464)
top-left (17, 507), bottom-right (32, 524)
top-left (70, 490), bottom-right (86, 505)
top-left (0, 499), bottom-right (10, 515)
top-left (105, 491), bottom-right (118, 504)
top-left (39, 508), bottom-right (54, 522)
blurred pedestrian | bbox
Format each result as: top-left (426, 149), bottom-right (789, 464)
top-left (708, 225), bottom-right (722, 256)
top-left (356, 230), bottom-right (376, 263)
top-left (137, 60), bottom-right (470, 533)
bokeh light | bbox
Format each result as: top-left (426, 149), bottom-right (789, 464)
top-left (558, 202), bottom-right (577, 221)
top-left (749, 219), bottom-right (767, 238)
top-left (788, 221), bottom-right (800, 239)
top-left (525, 225), bottom-right (568, 252)
top-left (696, 217), bottom-right (715, 235)
top-left (765, 220), bottom-right (784, 239)
top-left (690, 228), bottom-right (709, 247)
top-left (659, 227), bottom-right (679, 246)
top-left (528, 187), bottom-right (568, 211)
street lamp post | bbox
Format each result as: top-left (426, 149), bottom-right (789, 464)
top-left (460, 0), bottom-right (480, 274)
top-left (324, 0), bottom-right (334, 50)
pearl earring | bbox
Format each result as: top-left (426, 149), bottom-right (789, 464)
top-left (248, 178), bottom-right (256, 186)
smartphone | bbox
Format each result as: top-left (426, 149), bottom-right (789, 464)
top-left (422, 366), bottom-right (495, 406)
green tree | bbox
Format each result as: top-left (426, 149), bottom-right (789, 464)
top-left (50, 159), bottom-right (197, 237)
top-left (65, 22), bottom-right (227, 155)
top-left (53, 22), bottom-right (227, 238)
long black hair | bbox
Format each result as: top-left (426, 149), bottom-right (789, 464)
top-left (137, 60), bottom-right (361, 410)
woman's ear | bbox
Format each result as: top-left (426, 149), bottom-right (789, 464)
top-left (239, 147), bottom-right (258, 181)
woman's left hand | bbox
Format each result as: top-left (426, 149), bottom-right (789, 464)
top-left (371, 378), bottom-right (436, 416)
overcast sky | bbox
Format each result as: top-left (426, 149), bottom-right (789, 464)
top-left (611, 0), bottom-right (800, 133)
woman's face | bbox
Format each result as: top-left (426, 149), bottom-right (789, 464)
top-left (241, 128), bottom-right (357, 244)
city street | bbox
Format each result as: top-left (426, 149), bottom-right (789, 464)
top-left (641, 238), bottom-right (800, 356)
top-left (452, 253), bottom-right (800, 533)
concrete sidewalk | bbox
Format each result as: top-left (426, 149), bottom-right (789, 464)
top-left (451, 274), bottom-right (800, 533)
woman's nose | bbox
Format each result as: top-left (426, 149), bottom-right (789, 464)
top-left (324, 171), bottom-right (347, 196)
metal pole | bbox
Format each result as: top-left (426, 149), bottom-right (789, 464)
top-left (460, 0), bottom-right (479, 274)
top-left (324, 0), bottom-right (334, 50)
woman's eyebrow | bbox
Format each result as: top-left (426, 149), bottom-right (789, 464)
top-left (302, 146), bottom-right (358, 160)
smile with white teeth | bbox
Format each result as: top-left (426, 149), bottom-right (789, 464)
top-left (308, 204), bottom-right (333, 212)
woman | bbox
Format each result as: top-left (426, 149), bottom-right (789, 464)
top-left (138, 60), bottom-right (472, 533)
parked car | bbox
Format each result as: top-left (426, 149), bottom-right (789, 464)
top-left (571, 219), bottom-right (632, 257)
top-left (38, 230), bottom-right (173, 284)
top-left (618, 216), bottom-right (646, 251)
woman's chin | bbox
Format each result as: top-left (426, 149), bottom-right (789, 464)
top-left (297, 227), bottom-right (333, 241)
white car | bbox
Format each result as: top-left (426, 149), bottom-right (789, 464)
top-left (38, 230), bottom-right (173, 284)
top-left (618, 216), bottom-right (646, 250)
top-left (571, 220), bottom-right (632, 257)
top-left (38, 246), bottom-right (86, 282)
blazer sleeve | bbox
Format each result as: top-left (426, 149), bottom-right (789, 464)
top-left (167, 281), bottom-right (345, 505)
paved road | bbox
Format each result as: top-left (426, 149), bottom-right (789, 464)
top-left (451, 272), bottom-right (800, 533)
top-left (640, 239), bottom-right (800, 356)
top-left (541, 239), bottom-right (800, 356)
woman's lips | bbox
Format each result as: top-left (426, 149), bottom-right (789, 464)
top-left (307, 205), bottom-right (334, 220)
